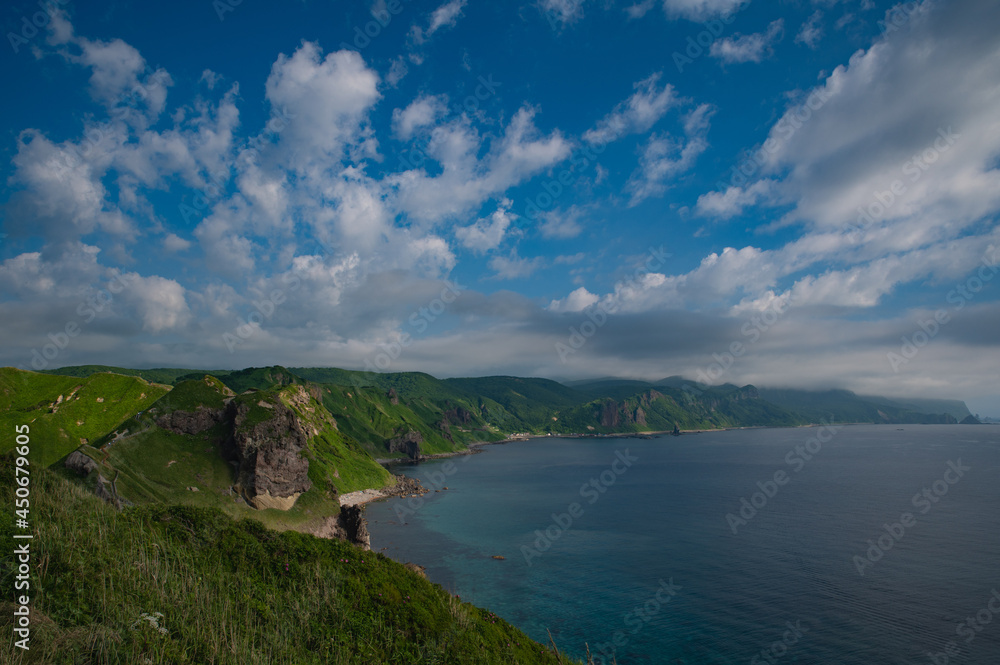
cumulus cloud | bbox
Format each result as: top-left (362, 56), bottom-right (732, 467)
top-left (392, 94), bottom-right (449, 140)
top-left (264, 43), bottom-right (380, 168)
top-left (455, 204), bottom-right (516, 253)
top-left (392, 107), bottom-right (571, 223)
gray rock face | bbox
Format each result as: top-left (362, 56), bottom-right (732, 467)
top-left (156, 407), bottom-right (225, 435)
top-left (65, 450), bottom-right (98, 476)
top-left (337, 505), bottom-right (371, 550)
top-left (386, 429), bottom-right (423, 460)
top-left (225, 401), bottom-right (312, 510)
top-left (66, 450), bottom-right (97, 476)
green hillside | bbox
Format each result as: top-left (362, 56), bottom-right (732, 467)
top-left (0, 457), bottom-right (579, 665)
top-left (76, 380), bottom-right (393, 533)
top-left (39, 365), bottom-right (217, 385)
top-left (0, 367), bottom-right (169, 465)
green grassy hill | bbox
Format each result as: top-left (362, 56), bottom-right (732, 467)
top-left (39, 364), bottom-right (217, 385)
top-left (75, 379), bottom-right (393, 533)
top-left (0, 367), bottom-right (170, 465)
top-left (0, 457), bottom-right (580, 665)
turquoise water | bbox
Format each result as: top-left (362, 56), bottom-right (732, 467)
top-left (365, 425), bottom-right (1000, 664)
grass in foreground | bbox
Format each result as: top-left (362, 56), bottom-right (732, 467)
top-left (0, 457), bottom-right (581, 665)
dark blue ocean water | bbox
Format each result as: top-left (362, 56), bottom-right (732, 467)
top-left (365, 425), bottom-right (1000, 664)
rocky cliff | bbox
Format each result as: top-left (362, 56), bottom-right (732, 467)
top-left (225, 399), bottom-right (313, 510)
top-left (386, 429), bottom-right (423, 459)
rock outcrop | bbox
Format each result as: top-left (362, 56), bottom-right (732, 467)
top-left (156, 407), bottom-right (226, 435)
top-left (65, 450), bottom-right (97, 476)
top-left (386, 429), bottom-right (423, 459)
top-left (310, 505), bottom-right (372, 549)
top-left (225, 400), bottom-right (312, 510)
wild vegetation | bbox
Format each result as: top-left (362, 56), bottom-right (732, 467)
top-left (0, 457), bottom-right (581, 665)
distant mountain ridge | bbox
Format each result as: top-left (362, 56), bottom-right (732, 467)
top-left (2, 364), bottom-right (975, 522)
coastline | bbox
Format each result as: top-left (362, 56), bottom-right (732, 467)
top-left (350, 423), bottom-right (845, 507)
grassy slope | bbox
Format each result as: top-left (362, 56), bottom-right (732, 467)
top-left (553, 385), bottom-right (805, 433)
top-left (0, 368), bottom-right (170, 465)
top-left (39, 365), bottom-right (219, 385)
top-left (88, 381), bottom-right (392, 533)
top-left (0, 458), bottom-right (580, 665)
top-left (313, 381), bottom-right (505, 459)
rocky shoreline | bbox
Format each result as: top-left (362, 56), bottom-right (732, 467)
top-left (338, 473), bottom-right (427, 507)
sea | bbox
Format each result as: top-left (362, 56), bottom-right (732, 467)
top-left (365, 425), bottom-right (1000, 664)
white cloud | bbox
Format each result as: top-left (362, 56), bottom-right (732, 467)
top-left (392, 107), bottom-right (571, 223)
top-left (710, 19), bottom-right (784, 64)
top-left (392, 94), bottom-right (449, 140)
top-left (264, 42), bottom-right (381, 167)
top-left (538, 207), bottom-right (585, 239)
top-left (548, 286), bottom-right (598, 313)
top-left (584, 73), bottom-right (678, 145)
top-left (455, 204), bottom-right (516, 253)
top-left (386, 57), bottom-right (409, 87)
top-left (162, 233), bottom-right (191, 252)
top-left (626, 104), bottom-right (714, 205)
top-left (660, 0), bottom-right (748, 21)
top-left (795, 11), bottom-right (824, 49)
top-left (696, 180), bottom-right (775, 218)
top-left (411, 0), bottom-right (468, 43)
top-left (427, 0), bottom-right (467, 35)
top-left (624, 1), bottom-right (655, 20)
top-left (123, 274), bottom-right (191, 333)
top-left (539, 0), bottom-right (586, 26)
top-left (489, 252), bottom-right (543, 280)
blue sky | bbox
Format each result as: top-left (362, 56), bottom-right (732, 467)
top-left (1, 0), bottom-right (999, 415)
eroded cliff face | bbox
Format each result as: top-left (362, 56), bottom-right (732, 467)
top-left (225, 400), bottom-right (313, 510)
top-left (600, 390), bottom-right (661, 427)
top-left (386, 429), bottom-right (423, 459)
